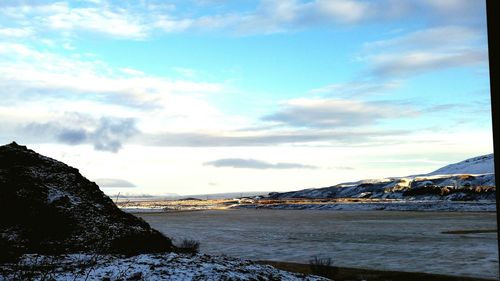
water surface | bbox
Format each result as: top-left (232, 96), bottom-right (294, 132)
top-left (138, 209), bottom-right (498, 279)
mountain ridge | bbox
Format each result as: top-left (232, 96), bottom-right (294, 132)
top-left (268, 154), bottom-right (495, 201)
top-left (427, 153), bottom-right (494, 175)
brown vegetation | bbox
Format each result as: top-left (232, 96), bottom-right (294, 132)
top-left (117, 197), bottom-right (405, 212)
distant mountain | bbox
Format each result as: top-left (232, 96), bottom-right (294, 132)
top-left (0, 142), bottom-right (172, 261)
top-left (268, 154), bottom-right (496, 201)
top-left (427, 154), bottom-right (494, 175)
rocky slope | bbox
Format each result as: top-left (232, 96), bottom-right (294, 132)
top-left (269, 154), bottom-right (496, 201)
top-left (0, 142), bottom-right (172, 261)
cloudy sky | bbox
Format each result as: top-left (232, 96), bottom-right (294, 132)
top-left (0, 0), bottom-right (493, 196)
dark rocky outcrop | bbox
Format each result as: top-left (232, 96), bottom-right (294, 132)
top-left (0, 142), bottom-right (172, 261)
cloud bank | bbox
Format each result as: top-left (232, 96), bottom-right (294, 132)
top-left (263, 98), bottom-right (417, 128)
top-left (23, 116), bottom-right (138, 152)
top-left (0, 0), bottom-right (486, 38)
top-left (204, 158), bottom-right (318, 169)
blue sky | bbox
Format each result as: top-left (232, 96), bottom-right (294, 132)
top-left (0, 0), bottom-right (493, 195)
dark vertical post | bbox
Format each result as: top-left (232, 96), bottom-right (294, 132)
top-left (485, 0), bottom-right (499, 259)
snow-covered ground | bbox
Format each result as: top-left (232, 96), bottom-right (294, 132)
top-left (0, 252), bottom-right (327, 281)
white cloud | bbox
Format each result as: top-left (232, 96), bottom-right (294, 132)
top-left (310, 80), bottom-right (402, 97)
top-left (263, 98), bottom-right (418, 128)
top-left (128, 0), bottom-right (375, 35)
top-left (1, 2), bottom-right (148, 39)
top-left (119, 67), bottom-right (145, 76)
top-left (0, 0), bottom-right (487, 38)
top-left (0, 42), bottom-right (225, 109)
top-left (138, 128), bottom-right (411, 147)
top-left (0, 42), bottom-right (247, 150)
top-left (422, 0), bottom-right (485, 23)
top-left (369, 49), bottom-right (487, 77)
top-left (173, 67), bottom-right (199, 78)
top-left (0, 26), bottom-right (33, 37)
top-left (360, 25), bottom-right (488, 77)
top-left (364, 26), bottom-right (482, 52)
top-left (204, 158), bottom-right (318, 169)
top-left (153, 16), bottom-right (197, 33)
top-left (44, 5), bottom-right (148, 39)
top-left (315, 0), bottom-right (370, 24)
top-left (23, 116), bottom-right (138, 152)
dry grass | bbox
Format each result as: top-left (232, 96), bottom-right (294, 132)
top-left (116, 197), bottom-right (404, 212)
top-left (116, 199), bottom-right (235, 211)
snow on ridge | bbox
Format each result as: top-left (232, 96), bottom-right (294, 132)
top-left (428, 153), bottom-right (494, 175)
top-left (268, 174), bottom-right (495, 201)
top-left (268, 154), bottom-right (496, 201)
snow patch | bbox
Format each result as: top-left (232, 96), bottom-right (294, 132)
top-left (0, 253), bottom-right (327, 281)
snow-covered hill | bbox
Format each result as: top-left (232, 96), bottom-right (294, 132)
top-left (268, 154), bottom-right (496, 201)
top-left (427, 154), bottom-right (494, 175)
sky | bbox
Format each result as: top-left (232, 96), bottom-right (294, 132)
top-left (0, 0), bottom-right (493, 196)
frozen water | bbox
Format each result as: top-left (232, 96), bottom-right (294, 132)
top-left (139, 209), bottom-right (499, 279)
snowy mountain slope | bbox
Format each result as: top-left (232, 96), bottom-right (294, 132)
top-left (427, 154), bottom-right (494, 175)
top-left (269, 154), bottom-right (496, 201)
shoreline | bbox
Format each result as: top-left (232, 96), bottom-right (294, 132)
top-left (257, 260), bottom-right (498, 281)
top-left (121, 199), bottom-right (498, 214)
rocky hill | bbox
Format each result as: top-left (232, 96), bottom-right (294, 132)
top-left (269, 154), bottom-right (496, 201)
top-left (0, 142), bottom-right (172, 261)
